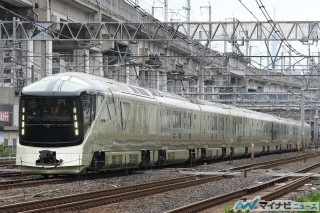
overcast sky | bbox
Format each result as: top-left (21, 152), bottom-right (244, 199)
top-left (138, 0), bottom-right (320, 22)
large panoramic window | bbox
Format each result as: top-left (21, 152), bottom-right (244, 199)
top-left (19, 97), bottom-right (81, 147)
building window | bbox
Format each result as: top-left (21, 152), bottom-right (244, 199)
top-left (3, 79), bottom-right (11, 83)
top-left (4, 68), bottom-right (11, 74)
top-left (4, 57), bottom-right (12, 63)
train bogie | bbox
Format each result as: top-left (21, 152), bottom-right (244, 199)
top-left (233, 147), bottom-right (249, 157)
top-left (99, 151), bottom-right (142, 171)
top-left (202, 148), bottom-right (223, 160)
top-left (162, 149), bottom-right (189, 165)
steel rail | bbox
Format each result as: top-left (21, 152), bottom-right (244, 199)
top-left (166, 163), bottom-right (319, 213)
top-left (0, 175), bottom-right (222, 213)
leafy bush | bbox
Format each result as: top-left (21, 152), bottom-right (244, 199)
top-left (294, 190), bottom-right (320, 213)
top-left (0, 143), bottom-right (16, 158)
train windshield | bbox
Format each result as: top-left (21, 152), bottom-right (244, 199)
top-left (19, 97), bottom-right (82, 147)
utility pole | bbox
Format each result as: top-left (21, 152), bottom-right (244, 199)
top-left (140, 47), bottom-right (147, 87)
top-left (12, 17), bottom-right (17, 89)
top-left (301, 86), bottom-right (305, 151)
top-left (152, 6), bottom-right (162, 17)
top-left (317, 52), bottom-right (320, 150)
top-left (200, 2), bottom-right (212, 37)
top-left (164, 0), bottom-right (168, 22)
top-left (198, 1), bottom-right (213, 100)
top-left (183, 0), bottom-right (191, 34)
top-left (315, 103), bottom-right (318, 150)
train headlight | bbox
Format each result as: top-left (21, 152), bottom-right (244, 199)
top-left (21, 107), bottom-right (26, 135)
top-left (75, 129), bottom-right (79, 136)
top-left (74, 121), bottom-right (78, 128)
top-left (74, 115), bottom-right (77, 121)
top-left (73, 107), bottom-right (77, 113)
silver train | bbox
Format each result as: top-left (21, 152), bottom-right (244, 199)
top-left (16, 72), bottom-right (311, 175)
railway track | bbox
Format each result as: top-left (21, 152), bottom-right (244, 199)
top-left (0, 171), bottom-right (130, 191)
top-left (0, 160), bottom-right (15, 167)
top-left (223, 152), bottom-right (320, 172)
top-left (0, 152), bottom-right (316, 190)
top-left (0, 175), bottom-right (222, 213)
top-left (166, 162), bottom-right (320, 213)
top-left (0, 152), bottom-right (319, 212)
top-left (166, 176), bottom-right (312, 213)
top-left (0, 171), bottom-right (22, 178)
top-left (0, 177), bottom-right (74, 190)
top-left (3, 160), bottom-right (318, 213)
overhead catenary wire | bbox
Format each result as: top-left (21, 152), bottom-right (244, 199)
top-left (236, 0), bottom-right (319, 88)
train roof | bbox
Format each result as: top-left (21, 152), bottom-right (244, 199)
top-left (21, 73), bottom-right (105, 96)
top-left (21, 72), bottom-right (137, 96)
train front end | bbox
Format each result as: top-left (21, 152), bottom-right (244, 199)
top-left (16, 73), bottom-right (102, 175)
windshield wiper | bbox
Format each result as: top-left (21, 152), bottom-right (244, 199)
top-left (34, 119), bottom-right (50, 128)
top-left (51, 121), bottom-right (64, 128)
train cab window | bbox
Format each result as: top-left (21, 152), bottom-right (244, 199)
top-left (19, 97), bottom-right (81, 147)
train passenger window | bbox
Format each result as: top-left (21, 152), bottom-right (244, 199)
top-left (96, 95), bottom-right (104, 111)
top-left (120, 102), bottom-right (130, 131)
top-left (81, 94), bottom-right (96, 135)
top-left (212, 116), bottom-right (217, 130)
top-left (172, 111), bottom-right (181, 128)
top-left (81, 95), bottom-right (91, 134)
top-left (107, 92), bottom-right (116, 118)
top-left (91, 95), bottom-right (96, 121)
top-left (100, 103), bottom-right (111, 122)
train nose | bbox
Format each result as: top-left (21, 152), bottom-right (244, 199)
top-left (36, 150), bottom-right (63, 166)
